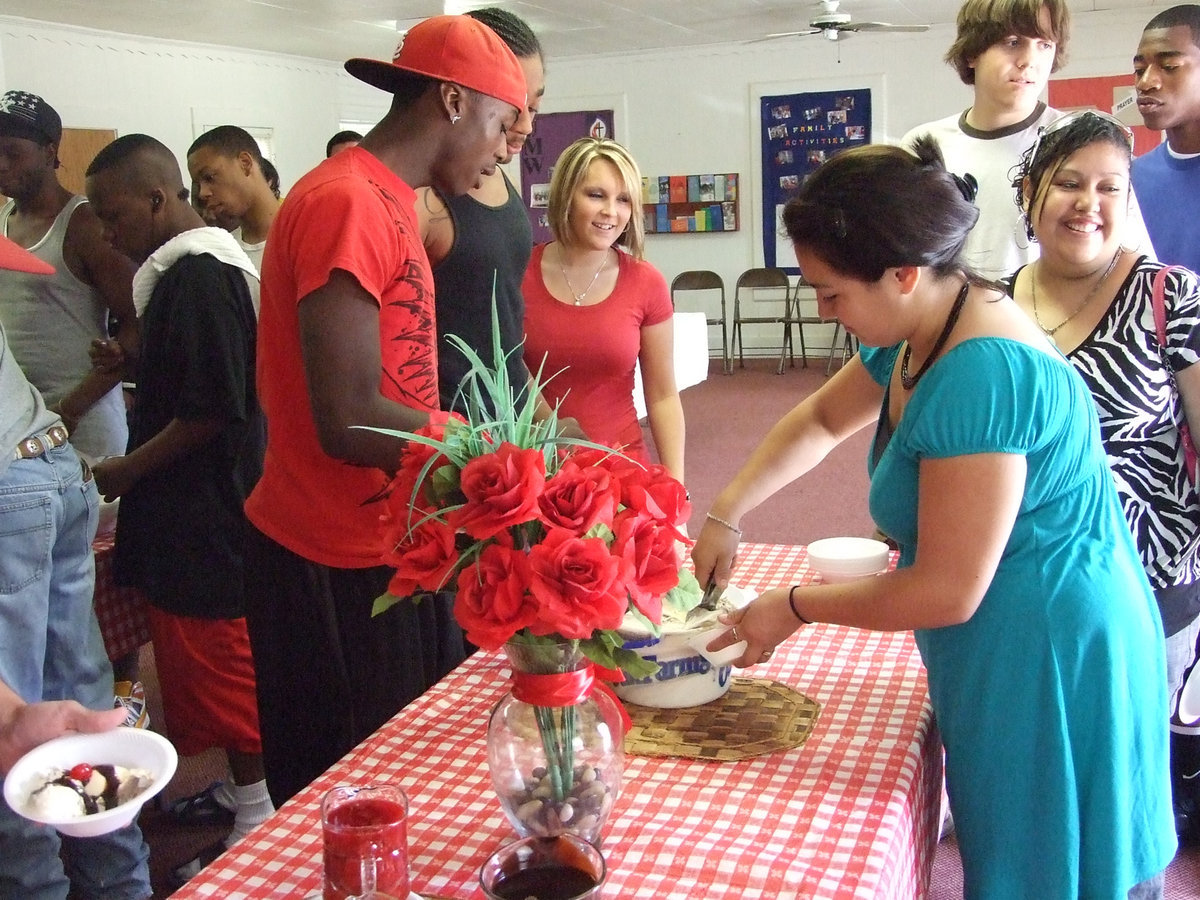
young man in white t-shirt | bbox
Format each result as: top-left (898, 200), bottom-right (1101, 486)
top-left (187, 125), bottom-right (280, 313)
top-left (901, 0), bottom-right (1070, 280)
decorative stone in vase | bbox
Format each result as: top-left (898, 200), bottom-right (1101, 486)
top-left (486, 641), bottom-right (624, 845)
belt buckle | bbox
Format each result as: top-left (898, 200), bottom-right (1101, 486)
top-left (12, 427), bottom-right (67, 460)
top-left (16, 436), bottom-right (43, 459)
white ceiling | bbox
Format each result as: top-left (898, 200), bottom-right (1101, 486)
top-left (0, 0), bottom-right (1167, 64)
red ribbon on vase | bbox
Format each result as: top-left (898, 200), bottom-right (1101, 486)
top-left (510, 665), bottom-right (632, 735)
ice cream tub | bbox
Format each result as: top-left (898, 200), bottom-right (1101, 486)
top-left (613, 585), bottom-right (754, 709)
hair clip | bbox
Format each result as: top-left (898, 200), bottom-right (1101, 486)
top-left (951, 172), bottom-right (978, 203)
top-left (830, 207), bottom-right (848, 239)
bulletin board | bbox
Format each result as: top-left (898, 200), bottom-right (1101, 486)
top-left (520, 110), bottom-right (615, 244)
top-left (759, 88), bottom-right (871, 271)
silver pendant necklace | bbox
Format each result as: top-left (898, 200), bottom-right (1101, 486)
top-left (1031, 248), bottom-right (1124, 338)
top-left (558, 247), bottom-right (609, 305)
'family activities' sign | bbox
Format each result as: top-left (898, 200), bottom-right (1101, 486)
top-left (760, 89), bottom-right (871, 271)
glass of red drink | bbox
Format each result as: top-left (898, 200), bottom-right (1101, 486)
top-left (321, 784), bottom-right (409, 900)
top-left (480, 834), bottom-right (606, 900)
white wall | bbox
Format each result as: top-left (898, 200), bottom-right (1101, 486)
top-left (0, 8), bottom-right (1157, 356)
top-left (0, 16), bottom-right (389, 195)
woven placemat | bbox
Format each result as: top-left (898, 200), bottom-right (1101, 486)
top-left (624, 677), bottom-right (821, 761)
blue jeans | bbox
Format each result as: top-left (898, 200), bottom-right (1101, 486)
top-left (0, 443), bottom-right (150, 900)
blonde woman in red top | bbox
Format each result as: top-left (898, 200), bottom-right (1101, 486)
top-left (522, 137), bottom-right (685, 481)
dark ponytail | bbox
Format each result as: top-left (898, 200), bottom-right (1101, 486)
top-left (782, 137), bottom-right (981, 282)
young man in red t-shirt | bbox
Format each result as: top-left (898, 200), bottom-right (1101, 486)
top-left (242, 14), bottom-right (527, 805)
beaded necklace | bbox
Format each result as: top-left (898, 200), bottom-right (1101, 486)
top-left (900, 281), bottom-right (970, 390)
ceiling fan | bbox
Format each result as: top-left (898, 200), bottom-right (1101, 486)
top-left (765, 0), bottom-right (931, 41)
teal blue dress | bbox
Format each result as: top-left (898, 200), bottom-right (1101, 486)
top-left (860, 338), bottom-right (1175, 899)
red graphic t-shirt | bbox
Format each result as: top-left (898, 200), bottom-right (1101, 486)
top-left (246, 148), bottom-right (437, 568)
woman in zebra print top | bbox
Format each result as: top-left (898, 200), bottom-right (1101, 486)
top-left (1010, 108), bottom-right (1200, 845)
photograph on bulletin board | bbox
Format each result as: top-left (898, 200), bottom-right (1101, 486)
top-left (760, 88), bottom-right (871, 272)
top-left (520, 110), bottom-right (615, 244)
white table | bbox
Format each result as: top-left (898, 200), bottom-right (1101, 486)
top-left (634, 311), bottom-right (710, 419)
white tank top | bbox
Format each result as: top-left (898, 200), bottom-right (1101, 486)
top-left (0, 195), bottom-right (128, 460)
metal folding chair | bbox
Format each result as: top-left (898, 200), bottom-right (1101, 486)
top-left (670, 270), bottom-right (730, 375)
top-left (731, 267), bottom-right (793, 374)
top-left (782, 278), bottom-right (826, 370)
top-left (824, 321), bottom-right (859, 375)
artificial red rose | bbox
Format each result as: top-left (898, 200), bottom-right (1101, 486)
top-left (381, 514), bottom-right (459, 596)
top-left (384, 569), bottom-right (415, 601)
top-left (450, 442), bottom-right (546, 540)
top-left (610, 508), bottom-right (681, 624)
top-left (538, 461), bottom-right (617, 535)
top-left (526, 529), bottom-right (630, 639)
top-left (380, 474), bottom-right (439, 564)
top-left (424, 409), bottom-right (468, 440)
top-left (396, 410), bottom-right (468, 506)
top-left (567, 447), bottom-right (642, 482)
top-left (619, 463), bottom-right (691, 537)
top-left (454, 544), bottom-right (536, 650)
top-left (382, 464), bottom-right (422, 537)
top-left (385, 464), bottom-right (422, 516)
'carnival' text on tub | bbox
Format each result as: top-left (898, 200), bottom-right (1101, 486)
top-left (622, 654), bottom-right (733, 685)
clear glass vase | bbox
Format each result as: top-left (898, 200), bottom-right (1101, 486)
top-left (486, 641), bottom-right (624, 845)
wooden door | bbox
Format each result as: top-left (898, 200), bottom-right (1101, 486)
top-left (56, 128), bottom-right (116, 194)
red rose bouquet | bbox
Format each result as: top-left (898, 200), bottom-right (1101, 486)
top-left (372, 321), bottom-right (701, 677)
top-left (369, 313), bottom-right (701, 833)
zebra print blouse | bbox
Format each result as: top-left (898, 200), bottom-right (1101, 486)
top-left (1057, 257), bottom-right (1200, 589)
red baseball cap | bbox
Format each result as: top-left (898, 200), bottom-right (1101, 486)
top-left (345, 15), bottom-right (526, 113)
top-left (0, 235), bottom-right (52, 274)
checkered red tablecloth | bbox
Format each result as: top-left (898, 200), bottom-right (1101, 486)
top-left (92, 533), bottom-right (150, 662)
top-left (171, 542), bottom-right (941, 899)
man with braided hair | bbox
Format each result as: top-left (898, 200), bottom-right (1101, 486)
top-left (416, 7), bottom-right (556, 420)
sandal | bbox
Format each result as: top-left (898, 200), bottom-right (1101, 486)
top-left (168, 781), bottom-right (236, 826)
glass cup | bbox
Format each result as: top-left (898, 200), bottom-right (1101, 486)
top-left (480, 834), bottom-right (606, 900)
top-left (321, 784), bottom-right (409, 900)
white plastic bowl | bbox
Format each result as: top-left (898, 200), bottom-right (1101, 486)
top-left (806, 537), bottom-right (891, 584)
top-left (3, 728), bottom-right (177, 838)
top-left (613, 585), bottom-right (754, 709)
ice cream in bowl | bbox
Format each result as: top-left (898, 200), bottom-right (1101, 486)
top-left (4, 727), bottom-right (177, 838)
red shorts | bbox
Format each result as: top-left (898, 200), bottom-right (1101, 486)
top-left (146, 607), bottom-right (263, 757)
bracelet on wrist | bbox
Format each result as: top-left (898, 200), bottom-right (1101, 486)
top-left (788, 585), bottom-right (812, 625)
top-left (705, 512), bottom-right (742, 536)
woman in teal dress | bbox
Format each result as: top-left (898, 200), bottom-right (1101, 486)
top-left (692, 138), bottom-right (1176, 898)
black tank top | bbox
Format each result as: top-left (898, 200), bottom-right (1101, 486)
top-left (433, 172), bottom-right (533, 415)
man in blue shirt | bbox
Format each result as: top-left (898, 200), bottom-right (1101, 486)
top-left (1133, 5), bottom-right (1200, 845)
